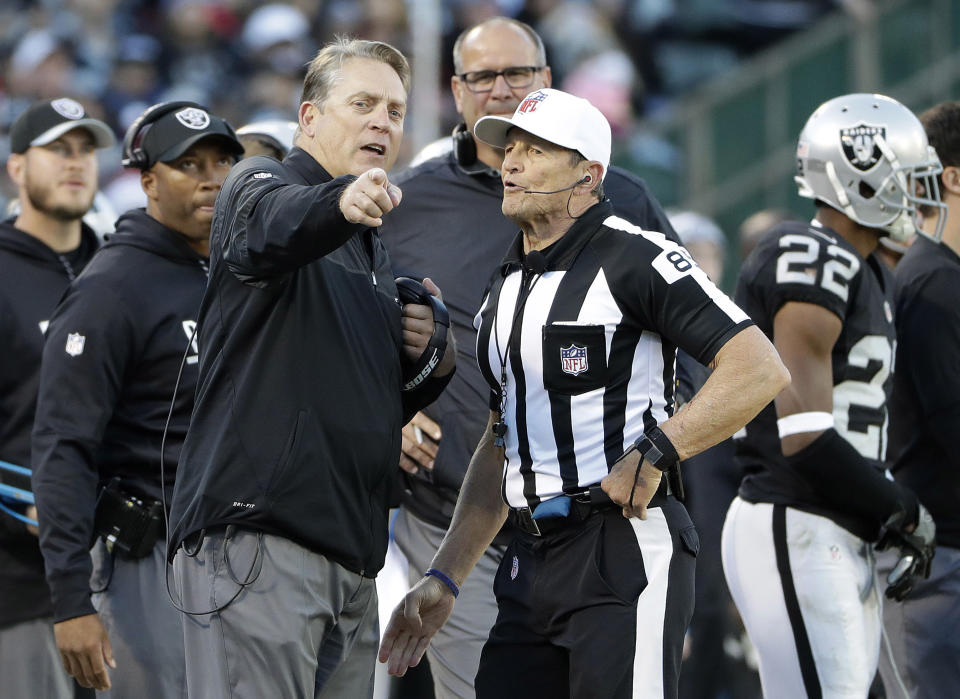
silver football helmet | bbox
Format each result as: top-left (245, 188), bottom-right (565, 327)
top-left (236, 120), bottom-right (297, 158)
top-left (795, 93), bottom-right (946, 242)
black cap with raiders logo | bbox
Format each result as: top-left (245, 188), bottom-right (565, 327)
top-left (10, 97), bottom-right (116, 154)
top-left (124, 102), bottom-right (244, 170)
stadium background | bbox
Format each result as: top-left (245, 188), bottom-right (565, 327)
top-left (4, 0), bottom-right (957, 289)
top-left (0, 2), bottom-right (953, 697)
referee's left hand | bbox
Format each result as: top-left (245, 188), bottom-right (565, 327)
top-left (378, 575), bottom-right (455, 676)
top-left (601, 450), bottom-right (662, 520)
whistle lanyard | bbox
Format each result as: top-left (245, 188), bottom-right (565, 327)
top-left (492, 267), bottom-right (543, 447)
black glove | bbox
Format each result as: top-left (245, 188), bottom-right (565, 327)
top-left (876, 501), bottom-right (936, 601)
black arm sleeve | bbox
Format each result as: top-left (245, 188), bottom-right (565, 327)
top-left (786, 428), bottom-right (918, 541)
top-left (220, 161), bottom-right (363, 282)
top-left (31, 282), bottom-right (136, 623)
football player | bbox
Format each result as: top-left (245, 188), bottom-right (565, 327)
top-left (721, 93), bottom-right (938, 698)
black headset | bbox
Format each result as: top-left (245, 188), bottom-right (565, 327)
top-left (121, 100), bottom-right (206, 170)
top-left (452, 121), bottom-right (477, 166)
top-left (395, 277), bottom-right (450, 392)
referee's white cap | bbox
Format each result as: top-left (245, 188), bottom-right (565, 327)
top-left (474, 88), bottom-right (611, 181)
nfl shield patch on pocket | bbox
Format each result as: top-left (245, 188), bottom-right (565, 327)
top-left (560, 343), bottom-right (588, 376)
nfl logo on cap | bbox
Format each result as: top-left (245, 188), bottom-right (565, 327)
top-left (473, 88), bottom-right (612, 182)
top-left (518, 90), bottom-right (548, 114)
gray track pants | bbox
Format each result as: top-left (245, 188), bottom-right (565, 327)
top-left (174, 527), bottom-right (378, 699)
top-left (90, 538), bottom-right (186, 698)
top-left (0, 616), bottom-right (72, 698)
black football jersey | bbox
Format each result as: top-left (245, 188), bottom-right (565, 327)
top-left (735, 220), bottom-right (896, 528)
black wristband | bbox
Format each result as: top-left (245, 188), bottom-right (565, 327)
top-left (634, 426), bottom-right (679, 472)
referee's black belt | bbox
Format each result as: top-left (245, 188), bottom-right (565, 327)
top-left (509, 479), bottom-right (673, 537)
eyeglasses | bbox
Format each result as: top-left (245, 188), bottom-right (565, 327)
top-left (457, 66), bottom-right (544, 93)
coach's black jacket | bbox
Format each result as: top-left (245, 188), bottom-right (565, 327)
top-left (32, 210), bottom-right (209, 622)
top-left (167, 148), bottom-right (450, 576)
top-left (0, 220), bottom-right (98, 629)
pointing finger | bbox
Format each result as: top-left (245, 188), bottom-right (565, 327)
top-left (366, 168), bottom-right (387, 186)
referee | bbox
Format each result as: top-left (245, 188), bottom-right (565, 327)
top-left (377, 17), bottom-right (681, 698)
top-left (379, 88), bottom-right (790, 698)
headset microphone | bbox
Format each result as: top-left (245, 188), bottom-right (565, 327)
top-left (522, 175), bottom-right (589, 195)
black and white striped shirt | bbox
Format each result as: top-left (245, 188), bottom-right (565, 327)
top-left (474, 201), bottom-right (752, 510)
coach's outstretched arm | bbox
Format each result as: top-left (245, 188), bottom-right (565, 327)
top-left (379, 411), bottom-right (507, 677)
top-left (603, 325), bottom-right (791, 518)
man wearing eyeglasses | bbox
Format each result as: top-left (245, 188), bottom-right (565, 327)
top-left (378, 17), bottom-right (679, 699)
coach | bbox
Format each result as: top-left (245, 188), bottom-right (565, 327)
top-left (380, 88), bottom-right (789, 698)
top-left (167, 38), bottom-right (454, 699)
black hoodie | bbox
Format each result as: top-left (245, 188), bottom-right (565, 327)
top-left (0, 219), bottom-right (98, 629)
top-left (32, 209), bottom-right (209, 623)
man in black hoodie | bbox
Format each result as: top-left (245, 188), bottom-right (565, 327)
top-left (168, 39), bottom-right (454, 699)
top-left (0, 97), bottom-right (114, 699)
top-left (31, 101), bottom-right (243, 695)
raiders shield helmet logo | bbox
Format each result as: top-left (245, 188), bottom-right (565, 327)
top-left (175, 107), bottom-right (211, 130)
top-left (840, 123), bottom-right (886, 172)
top-left (51, 98), bottom-right (85, 120)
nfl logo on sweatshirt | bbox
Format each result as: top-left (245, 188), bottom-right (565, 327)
top-left (560, 344), bottom-right (588, 376)
top-left (65, 333), bottom-right (85, 357)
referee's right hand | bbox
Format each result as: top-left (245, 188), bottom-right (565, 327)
top-left (339, 167), bottom-right (402, 227)
top-left (601, 450), bottom-right (662, 520)
top-left (378, 575), bottom-right (455, 676)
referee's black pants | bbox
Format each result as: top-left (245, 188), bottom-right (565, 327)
top-left (475, 497), bottom-right (698, 699)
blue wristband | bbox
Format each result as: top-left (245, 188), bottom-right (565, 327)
top-left (425, 568), bottom-right (459, 598)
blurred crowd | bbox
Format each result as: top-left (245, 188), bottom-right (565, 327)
top-left (0, 0), bottom-right (855, 222)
